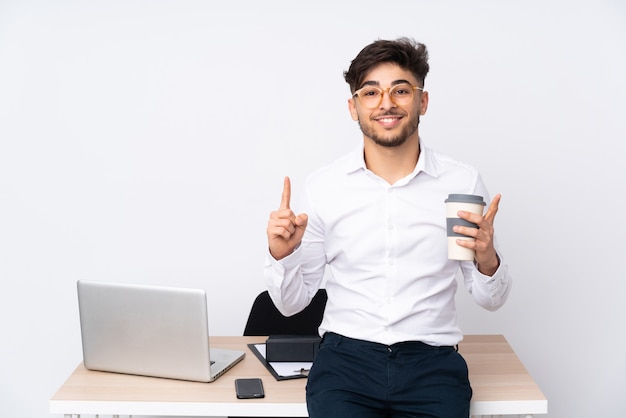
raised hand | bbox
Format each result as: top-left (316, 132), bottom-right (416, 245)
top-left (266, 177), bottom-right (309, 260)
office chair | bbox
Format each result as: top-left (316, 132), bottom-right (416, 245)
top-left (243, 289), bottom-right (327, 336)
top-left (231, 290), bottom-right (327, 418)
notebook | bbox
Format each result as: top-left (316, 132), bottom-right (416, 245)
top-left (77, 280), bottom-right (245, 382)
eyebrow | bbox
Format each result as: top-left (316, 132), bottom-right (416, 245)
top-left (358, 79), bottom-right (414, 89)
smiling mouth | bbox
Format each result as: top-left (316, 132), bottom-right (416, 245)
top-left (373, 114), bottom-right (403, 127)
top-left (377, 116), bottom-right (401, 123)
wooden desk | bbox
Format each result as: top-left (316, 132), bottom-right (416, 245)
top-left (50, 335), bottom-right (547, 417)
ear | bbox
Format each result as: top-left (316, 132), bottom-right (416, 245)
top-left (419, 90), bottom-right (429, 115)
top-left (348, 98), bottom-right (359, 121)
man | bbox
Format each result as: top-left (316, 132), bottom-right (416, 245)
top-left (265, 37), bottom-right (512, 418)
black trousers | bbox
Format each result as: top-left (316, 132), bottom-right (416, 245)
top-left (306, 333), bottom-right (472, 418)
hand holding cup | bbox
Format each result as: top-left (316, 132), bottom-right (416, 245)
top-left (445, 194), bottom-right (486, 261)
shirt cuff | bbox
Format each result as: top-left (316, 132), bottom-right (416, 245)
top-left (264, 244), bottom-right (302, 287)
top-left (475, 251), bottom-right (503, 281)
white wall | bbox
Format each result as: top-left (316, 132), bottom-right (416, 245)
top-left (1, 1), bottom-right (624, 417)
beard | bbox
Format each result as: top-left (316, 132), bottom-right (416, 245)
top-left (358, 112), bottom-right (420, 148)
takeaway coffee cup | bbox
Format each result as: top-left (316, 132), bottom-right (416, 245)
top-left (445, 194), bottom-right (486, 260)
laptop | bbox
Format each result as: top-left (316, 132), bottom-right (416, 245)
top-left (77, 280), bottom-right (245, 382)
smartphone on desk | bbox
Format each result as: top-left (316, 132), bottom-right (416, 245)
top-left (235, 378), bottom-right (265, 399)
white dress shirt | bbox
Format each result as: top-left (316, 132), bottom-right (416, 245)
top-left (265, 143), bottom-right (512, 347)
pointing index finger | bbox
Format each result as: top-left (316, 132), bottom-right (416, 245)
top-left (280, 176), bottom-right (291, 210)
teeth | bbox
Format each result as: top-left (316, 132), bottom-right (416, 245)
top-left (379, 118), bottom-right (397, 123)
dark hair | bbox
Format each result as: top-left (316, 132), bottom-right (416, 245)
top-left (344, 37), bottom-right (430, 93)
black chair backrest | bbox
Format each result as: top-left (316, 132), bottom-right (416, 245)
top-left (243, 289), bottom-right (327, 336)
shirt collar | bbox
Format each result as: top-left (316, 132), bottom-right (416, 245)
top-left (343, 140), bottom-right (441, 180)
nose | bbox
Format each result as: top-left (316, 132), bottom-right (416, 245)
top-left (379, 88), bottom-right (395, 109)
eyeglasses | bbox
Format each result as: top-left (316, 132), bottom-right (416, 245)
top-left (352, 83), bottom-right (423, 109)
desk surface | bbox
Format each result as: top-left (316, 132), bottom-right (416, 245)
top-left (50, 335), bottom-right (547, 417)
